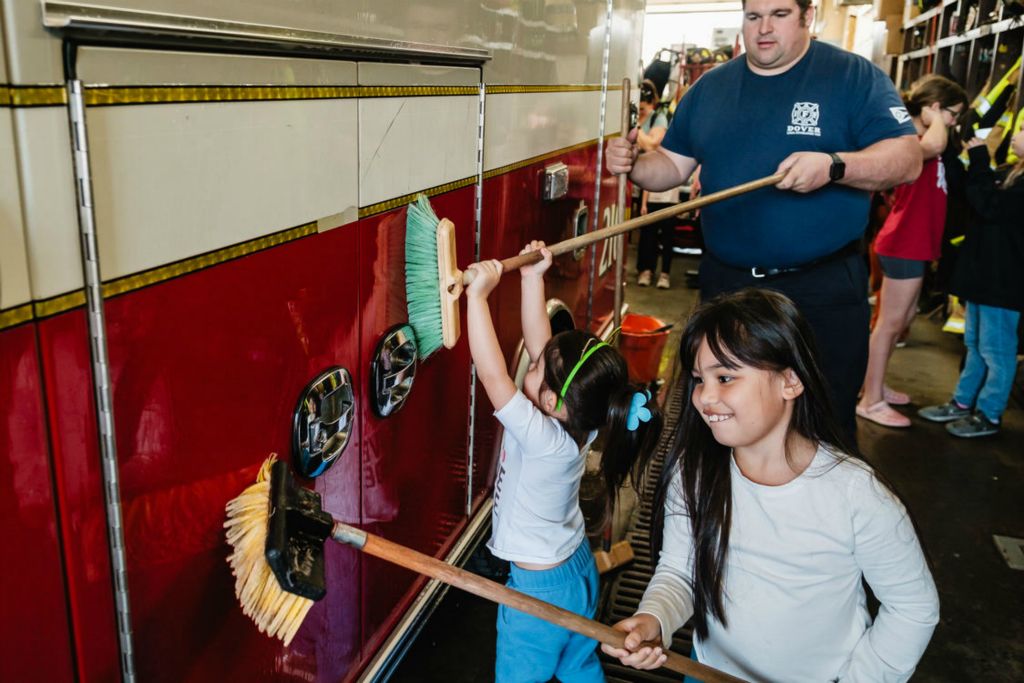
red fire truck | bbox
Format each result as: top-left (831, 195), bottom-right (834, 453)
top-left (0, 1), bottom-right (642, 680)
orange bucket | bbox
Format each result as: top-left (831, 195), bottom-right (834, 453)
top-left (619, 313), bottom-right (671, 384)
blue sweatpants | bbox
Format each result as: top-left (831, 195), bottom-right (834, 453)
top-left (495, 541), bottom-right (603, 683)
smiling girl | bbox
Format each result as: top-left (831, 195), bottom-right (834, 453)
top-left (602, 288), bottom-right (939, 682)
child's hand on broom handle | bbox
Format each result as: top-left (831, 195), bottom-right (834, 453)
top-left (519, 240), bottom-right (553, 279)
top-left (464, 259), bottom-right (504, 299)
top-left (601, 613), bottom-right (669, 671)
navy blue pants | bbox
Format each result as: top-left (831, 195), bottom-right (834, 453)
top-left (699, 250), bottom-right (870, 444)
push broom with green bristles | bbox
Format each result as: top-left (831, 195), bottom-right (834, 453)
top-left (404, 172), bottom-right (785, 359)
top-left (224, 455), bottom-right (749, 683)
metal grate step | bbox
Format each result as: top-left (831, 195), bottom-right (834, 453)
top-left (598, 379), bottom-right (695, 681)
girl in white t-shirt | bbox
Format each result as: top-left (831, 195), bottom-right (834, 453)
top-left (465, 241), bottom-right (663, 683)
top-left (602, 288), bottom-right (939, 683)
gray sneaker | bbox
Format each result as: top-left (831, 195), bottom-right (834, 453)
top-left (946, 413), bottom-right (1000, 438)
top-left (918, 401), bottom-right (971, 423)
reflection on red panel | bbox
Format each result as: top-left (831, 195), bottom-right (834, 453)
top-left (0, 323), bottom-right (76, 682)
top-left (36, 309), bottom-right (120, 681)
top-left (40, 225), bottom-right (363, 682)
top-left (355, 189), bottom-right (475, 674)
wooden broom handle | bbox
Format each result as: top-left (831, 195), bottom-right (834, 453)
top-left (462, 172), bottom-right (784, 285)
top-left (336, 523), bottom-right (748, 683)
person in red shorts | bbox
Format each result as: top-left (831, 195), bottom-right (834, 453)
top-left (857, 75), bottom-right (967, 427)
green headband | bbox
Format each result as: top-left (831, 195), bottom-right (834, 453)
top-left (556, 340), bottom-right (609, 411)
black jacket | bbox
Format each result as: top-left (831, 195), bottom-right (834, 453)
top-left (949, 146), bottom-right (1024, 312)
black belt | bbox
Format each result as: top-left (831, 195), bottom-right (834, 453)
top-left (748, 240), bottom-right (862, 279)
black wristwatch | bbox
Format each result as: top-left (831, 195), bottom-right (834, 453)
top-left (828, 152), bottom-right (846, 182)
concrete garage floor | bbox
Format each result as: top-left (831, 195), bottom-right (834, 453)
top-left (392, 249), bottom-right (1024, 682)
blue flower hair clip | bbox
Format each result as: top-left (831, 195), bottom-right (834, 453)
top-left (626, 390), bottom-right (652, 431)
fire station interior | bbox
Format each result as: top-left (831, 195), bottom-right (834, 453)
top-left (395, 250), bottom-right (1023, 682)
top-left (391, 3), bottom-right (1024, 681)
top-left (4, 0), bottom-right (1023, 681)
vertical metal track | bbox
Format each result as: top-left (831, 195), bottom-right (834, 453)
top-left (475, 81), bottom-right (485, 265)
top-left (467, 80), bottom-right (486, 515)
top-left (589, 0), bottom-right (615, 326)
top-left (65, 73), bottom-right (137, 682)
top-left (613, 79), bottom-right (630, 330)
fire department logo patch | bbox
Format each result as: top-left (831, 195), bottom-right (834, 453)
top-left (787, 102), bottom-right (821, 137)
top-left (890, 106), bottom-right (911, 123)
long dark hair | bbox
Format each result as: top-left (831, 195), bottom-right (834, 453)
top-left (543, 330), bottom-right (663, 515)
top-left (652, 289), bottom-right (855, 639)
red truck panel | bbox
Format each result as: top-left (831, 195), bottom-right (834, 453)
top-left (39, 225), bottom-right (363, 681)
top-left (356, 188), bottom-right (476, 672)
top-left (0, 323), bottom-right (77, 682)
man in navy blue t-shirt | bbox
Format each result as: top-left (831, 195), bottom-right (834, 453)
top-left (606, 0), bottom-right (921, 439)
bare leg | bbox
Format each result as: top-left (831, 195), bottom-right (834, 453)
top-left (861, 275), bottom-right (922, 406)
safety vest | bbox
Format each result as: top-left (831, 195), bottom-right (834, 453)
top-left (1006, 109), bottom-right (1023, 165)
top-left (963, 56), bottom-right (1021, 167)
top-left (971, 55), bottom-right (1020, 123)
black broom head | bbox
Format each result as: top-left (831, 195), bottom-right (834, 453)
top-left (266, 460), bottom-right (333, 601)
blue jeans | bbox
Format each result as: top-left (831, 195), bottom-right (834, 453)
top-left (953, 302), bottom-right (1021, 423)
top-left (495, 541), bottom-right (602, 683)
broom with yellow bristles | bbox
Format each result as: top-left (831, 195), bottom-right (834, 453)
top-left (224, 456), bottom-right (748, 683)
top-left (404, 172), bottom-right (784, 359)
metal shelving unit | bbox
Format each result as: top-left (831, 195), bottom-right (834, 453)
top-left (895, 0), bottom-right (1023, 103)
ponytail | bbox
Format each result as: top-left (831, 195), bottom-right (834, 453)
top-left (542, 330), bottom-right (664, 516)
top-left (601, 385), bottom-right (664, 514)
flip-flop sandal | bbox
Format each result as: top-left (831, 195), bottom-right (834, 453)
top-left (856, 400), bottom-right (911, 428)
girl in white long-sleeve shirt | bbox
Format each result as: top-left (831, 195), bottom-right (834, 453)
top-left (603, 289), bottom-right (939, 682)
